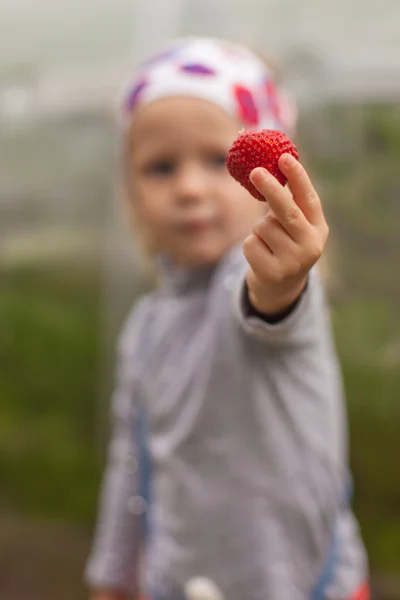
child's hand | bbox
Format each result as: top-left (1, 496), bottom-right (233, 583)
top-left (243, 153), bottom-right (329, 317)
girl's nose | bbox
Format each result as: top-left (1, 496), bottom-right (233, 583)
top-left (174, 162), bottom-right (208, 204)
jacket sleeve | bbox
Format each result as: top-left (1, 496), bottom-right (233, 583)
top-left (232, 264), bottom-right (333, 349)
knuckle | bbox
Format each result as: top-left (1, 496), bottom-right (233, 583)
top-left (242, 234), bottom-right (255, 258)
top-left (252, 218), bottom-right (267, 239)
top-left (284, 205), bottom-right (300, 223)
top-left (306, 189), bottom-right (318, 205)
top-left (308, 239), bottom-right (324, 262)
top-left (267, 213), bottom-right (280, 229)
top-left (243, 234), bottom-right (263, 265)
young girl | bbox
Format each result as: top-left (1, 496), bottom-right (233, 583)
top-left (85, 38), bottom-right (369, 600)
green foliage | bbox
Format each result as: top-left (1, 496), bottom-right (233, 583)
top-left (0, 263), bottom-right (102, 522)
top-left (342, 361), bottom-right (400, 571)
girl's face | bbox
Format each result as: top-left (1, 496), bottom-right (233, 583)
top-left (128, 96), bottom-right (265, 268)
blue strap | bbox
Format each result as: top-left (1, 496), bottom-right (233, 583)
top-left (311, 476), bottom-right (354, 600)
top-left (311, 528), bottom-right (340, 600)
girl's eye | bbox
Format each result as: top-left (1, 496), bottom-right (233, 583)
top-left (208, 152), bottom-right (227, 168)
top-left (144, 160), bottom-right (175, 177)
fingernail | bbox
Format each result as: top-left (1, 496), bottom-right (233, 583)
top-left (251, 167), bottom-right (268, 183)
top-left (283, 153), bottom-right (295, 167)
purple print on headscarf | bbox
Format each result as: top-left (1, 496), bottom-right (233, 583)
top-left (180, 63), bottom-right (216, 76)
top-left (125, 78), bottom-right (147, 113)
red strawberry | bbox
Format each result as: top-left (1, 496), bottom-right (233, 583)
top-left (226, 129), bottom-right (299, 201)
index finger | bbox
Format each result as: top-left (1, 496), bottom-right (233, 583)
top-left (278, 153), bottom-right (325, 227)
top-left (250, 166), bottom-right (308, 241)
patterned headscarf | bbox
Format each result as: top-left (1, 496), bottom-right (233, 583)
top-left (117, 37), bottom-right (297, 135)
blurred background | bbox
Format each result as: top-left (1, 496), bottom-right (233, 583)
top-left (1, 1), bottom-right (399, 598)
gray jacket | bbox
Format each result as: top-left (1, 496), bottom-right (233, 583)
top-left (85, 245), bottom-right (368, 600)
